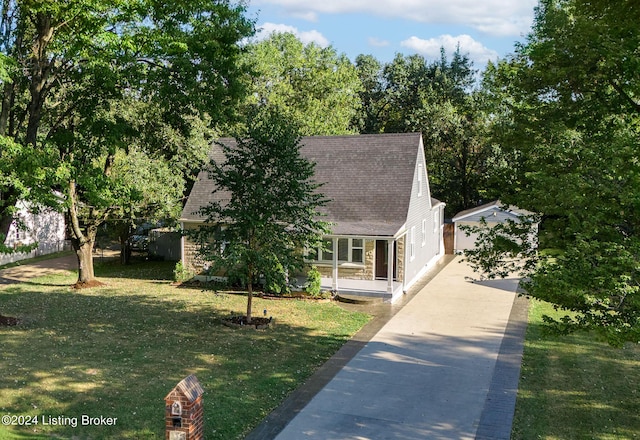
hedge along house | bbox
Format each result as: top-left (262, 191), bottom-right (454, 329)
top-left (180, 132), bottom-right (445, 303)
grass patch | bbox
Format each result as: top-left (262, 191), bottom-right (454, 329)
top-left (0, 260), bottom-right (370, 439)
top-left (512, 299), bottom-right (640, 439)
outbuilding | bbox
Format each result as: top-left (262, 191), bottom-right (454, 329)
top-left (451, 200), bottom-right (534, 253)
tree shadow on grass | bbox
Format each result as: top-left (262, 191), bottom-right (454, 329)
top-left (512, 322), bottom-right (640, 439)
top-left (94, 259), bottom-right (176, 281)
top-left (0, 281), bottom-right (364, 440)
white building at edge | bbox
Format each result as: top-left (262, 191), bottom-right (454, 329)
top-left (1, 200), bottom-right (67, 266)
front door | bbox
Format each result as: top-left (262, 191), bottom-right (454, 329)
top-left (375, 240), bottom-right (397, 280)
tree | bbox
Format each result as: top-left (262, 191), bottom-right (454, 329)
top-left (195, 108), bottom-right (330, 323)
top-left (353, 50), bottom-right (495, 214)
top-left (471, 0), bottom-right (640, 345)
top-left (243, 32), bottom-right (361, 135)
top-left (352, 54), bottom-right (387, 134)
top-left (1, 0), bottom-right (253, 285)
top-left (106, 102), bottom-right (213, 265)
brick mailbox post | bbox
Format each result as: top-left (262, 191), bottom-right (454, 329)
top-left (165, 375), bottom-right (204, 440)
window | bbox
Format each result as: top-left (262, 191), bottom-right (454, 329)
top-left (310, 238), bottom-right (365, 263)
top-left (410, 226), bottom-right (416, 261)
top-left (338, 238), bottom-right (349, 261)
top-left (433, 209), bottom-right (439, 233)
top-left (422, 219), bottom-right (427, 246)
top-left (417, 164), bottom-right (423, 197)
top-left (15, 216), bottom-right (27, 242)
top-left (351, 239), bottom-right (364, 263)
top-left (321, 238), bottom-right (333, 261)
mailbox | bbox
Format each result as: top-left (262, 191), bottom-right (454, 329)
top-left (165, 375), bottom-right (204, 440)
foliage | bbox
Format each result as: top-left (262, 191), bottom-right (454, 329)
top-left (353, 49), bottom-right (499, 214)
top-left (0, 0), bottom-right (254, 283)
top-left (194, 108), bottom-right (330, 322)
top-left (243, 32), bottom-right (362, 135)
top-left (305, 265), bottom-right (323, 297)
top-left (173, 260), bottom-right (194, 283)
top-left (0, 260), bottom-right (370, 440)
top-left (477, 0), bottom-right (640, 345)
top-left (460, 215), bottom-right (540, 280)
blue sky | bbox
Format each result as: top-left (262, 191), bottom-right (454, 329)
top-left (245, 0), bottom-right (538, 69)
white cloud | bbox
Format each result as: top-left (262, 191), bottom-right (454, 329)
top-left (368, 37), bottom-right (390, 48)
top-left (401, 35), bottom-right (499, 65)
top-left (251, 0), bottom-right (536, 37)
top-left (255, 22), bottom-right (330, 47)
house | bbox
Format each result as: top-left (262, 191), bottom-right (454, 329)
top-left (1, 200), bottom-right (67, 266)
top-left (180, 132), bottom-right (445, 303)
top-left (451, 200), bottom-right (537, 253)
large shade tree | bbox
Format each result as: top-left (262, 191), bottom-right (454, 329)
top-left (242, 32), bottom-right (361, 136)
top-left (353, 50), bottom-right (498, 214)
top-left (471, 0), bottom-right (640, 345)
top-left (0, 0), bottom-right (253, 285)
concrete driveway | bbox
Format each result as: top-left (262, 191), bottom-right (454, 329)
top-left (0, 253), bottom-right (77, 284)
top-left (247, 256), bottom-right (527, 440)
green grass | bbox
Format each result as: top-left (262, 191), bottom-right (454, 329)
top-left (0, 260), bottom-right (370, 439)
top-left (512, 299), bottom-right (640, 439)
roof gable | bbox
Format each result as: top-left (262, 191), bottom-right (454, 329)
top-left (452, 200), bottom-right (531, 222)
top-left (181, 133), bottom-right (424, 236)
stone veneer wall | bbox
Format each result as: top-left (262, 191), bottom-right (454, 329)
top-left (396, 236), bottom-right (404, 283)
top-left (182, 223), bottom-right (205, 273)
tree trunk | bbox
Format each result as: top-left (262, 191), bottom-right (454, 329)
top-left (246, 264), bottom-right (254, 324)
top-left (0, 213), bottom-right (13, 243)
top-left (119, 232), bottom-right (131, 265)
top-left (67, 180), bottom-right (103, 287)
top-left (72, 236), bottom-right (97, 286)
top-left (246, 282), bottom-right (254, 324)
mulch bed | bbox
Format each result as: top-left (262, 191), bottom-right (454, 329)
top-left (0, 314), bottom-right (20, 326)
top-left (222, 316), bottom-right (273, 329)
top-left (72, 280), bottom-right (106, 289)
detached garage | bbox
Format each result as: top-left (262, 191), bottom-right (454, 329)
top-left (452, 200), bottom-right (533, 253)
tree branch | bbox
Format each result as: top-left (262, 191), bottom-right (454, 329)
top-left (610, 79), bottom-right (640, 114)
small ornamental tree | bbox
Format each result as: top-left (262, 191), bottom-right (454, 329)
top-left (196, 108), bottom-right (330, 323)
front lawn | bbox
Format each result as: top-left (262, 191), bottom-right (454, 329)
top-left (0, 260), bottom-right (370, 439)
top-left (512, 299), bottom-right (640, 439)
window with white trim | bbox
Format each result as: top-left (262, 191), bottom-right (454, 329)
top-left (417, 164), bottom-right (423, 197)
top-left (433, 209), bottom-right (439, 233)
top-left (410, 226), bottom-right (416, 261)
top-left (311, 238), bottom-right (365, 263)
top-left (422, 219), bottom-right (427, 246)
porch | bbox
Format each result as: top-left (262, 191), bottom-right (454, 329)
top-left (320, 277), bottom-right (404, 303)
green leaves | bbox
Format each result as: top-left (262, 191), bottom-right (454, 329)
top-left (195, 108), bottom-right (330, 298)
top-left (243, 32), bottom-right (361, 136)
top-left (477, 0), bottom-right (640, 344)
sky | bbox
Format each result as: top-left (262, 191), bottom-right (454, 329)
top-left (244, 0), bottom-right (539, 69)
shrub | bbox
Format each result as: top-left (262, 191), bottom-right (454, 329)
top-left (173, 261), bottom-right (194, 283)
top-left (305, 266), bottom-right (322, 297)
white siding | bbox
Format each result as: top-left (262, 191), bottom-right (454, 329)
top-left (453, 207), bottom-right (537, 253)
top-left (1, 201), bottom-right (67, 266)
top-left (402, 139), bottom-right (444, 290)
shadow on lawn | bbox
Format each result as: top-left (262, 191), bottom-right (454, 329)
top-left (511, 322), bottom-right (640, 439)
top-left (0, 280), bottom-right (359, 440)
top-left (94, 259), bottom-right (177, 281)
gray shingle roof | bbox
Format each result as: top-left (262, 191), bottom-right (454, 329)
top-left (452, 200), bottom-right (533, 222)
top-left (181, 133), bottom-right (424, 237)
